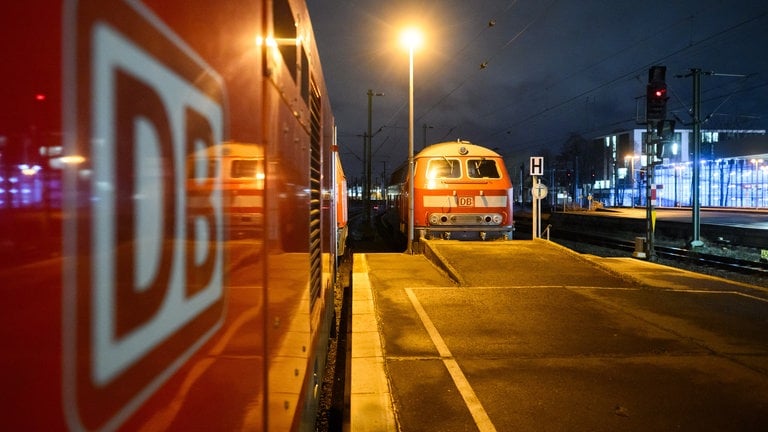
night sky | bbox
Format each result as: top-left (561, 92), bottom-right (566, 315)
top-left (306, 0), bottom-right (768, 181)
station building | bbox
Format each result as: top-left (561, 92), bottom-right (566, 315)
top-left (592, 128), bottom-right (768, 209)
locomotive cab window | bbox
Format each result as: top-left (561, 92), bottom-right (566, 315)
top-left (426, 158), bottom-right (461, 179)
top-left (467, 159), bottom-right (500, 179)
top-left (231, 160), bottom-right (263, 178)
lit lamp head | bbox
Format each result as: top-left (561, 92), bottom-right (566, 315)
top-left (400, 27), bottom-right (423, 51)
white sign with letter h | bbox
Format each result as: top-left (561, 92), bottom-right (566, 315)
top-left (530, 156), bottom-right (543, 176)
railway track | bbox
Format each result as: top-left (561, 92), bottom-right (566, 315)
top-left (553, 229), bottom-right (768, 278)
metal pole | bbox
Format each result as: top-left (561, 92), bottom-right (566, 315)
top-left (365, 89), bottom-right (373, 226)
top-left (532, 176), bottom-right (538, 239)
top-left (406, 46), bottom-right (415, 254)
top-left (629, 158), bottom-right (634, 208)
top-left (691, 69), bottom-right (703, 247)
top-left (645, 124), bottom-right (656, 261)
top-left (537, 178), bottom-right (542, 238)
top-left (422, 124), bottom-right (432, 150)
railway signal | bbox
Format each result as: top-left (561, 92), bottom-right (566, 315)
top-left (646, 66), bottom-right (668, 122)
top-left (642, 65), bottom-right (669, 262)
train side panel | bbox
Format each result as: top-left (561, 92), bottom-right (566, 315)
top-left (0, 0), bottom-right (338, 430)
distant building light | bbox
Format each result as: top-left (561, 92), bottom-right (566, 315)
top-left (19, 164), bottom-right (41, 176)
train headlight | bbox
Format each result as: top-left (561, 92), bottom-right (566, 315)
top-left (482, 214), bottom-right (502, 224)
top-left (429, 214), bottom-right (439, 225)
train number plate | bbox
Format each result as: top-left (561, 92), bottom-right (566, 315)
top-left (458, 196), bottom-right (474, 207)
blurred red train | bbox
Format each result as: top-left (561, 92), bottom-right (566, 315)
top-left (389, 141), bottom-right (514, 241)
top-left (0, 0), bottom-right (347, 430)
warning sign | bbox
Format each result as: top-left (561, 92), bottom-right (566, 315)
top-left (63, 0), bottom-right (226, 429)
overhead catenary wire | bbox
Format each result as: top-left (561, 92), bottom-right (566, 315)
top-left (480, 8), bottom-right (768, 149)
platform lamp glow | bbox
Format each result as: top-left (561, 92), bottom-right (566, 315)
top-left (401, 27), bottom-right (422, 254)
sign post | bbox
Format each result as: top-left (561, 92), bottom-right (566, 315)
top-left (531, 179), bottom-right (548, 238)
top-left (530, 157), bottom-right (547, 238)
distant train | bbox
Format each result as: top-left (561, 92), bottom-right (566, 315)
top-left (187, 142), bottom-right (265, 235)
top-left (188, 142), bottom-right (348, 254)
top-left (389, 141), bottom-right (514, 241)
top-left (333, 154), bottom-right (349, 257)
top-left (0, 0), bottom-right (347, 430)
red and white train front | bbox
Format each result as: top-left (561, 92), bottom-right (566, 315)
top-left (394, 141), bottom-right (514, 241)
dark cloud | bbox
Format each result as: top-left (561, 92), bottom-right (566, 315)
top-left (307, 0), bottom-right (768, 178)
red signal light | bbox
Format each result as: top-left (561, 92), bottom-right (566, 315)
top-left (646, 66), bottom-right (668, 122)
top-left (646, 83), bottom-right (667, 121)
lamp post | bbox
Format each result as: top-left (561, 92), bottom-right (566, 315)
top-left (402, 28), bottom-right (422, 254)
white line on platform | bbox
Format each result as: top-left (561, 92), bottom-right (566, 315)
top-left (405, 287), bottom-right (497, 432)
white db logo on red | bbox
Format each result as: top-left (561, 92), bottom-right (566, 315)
top-left (64, 1), bottom-right (226, 429)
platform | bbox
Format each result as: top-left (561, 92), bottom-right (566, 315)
top-left (351, 239), bottom-right (768, 431)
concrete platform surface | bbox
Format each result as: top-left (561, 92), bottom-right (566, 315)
top-left (351, 240), bottom-right (768, 431)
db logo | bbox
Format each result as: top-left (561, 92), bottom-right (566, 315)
top-left (458, 196), bottom-right (474, 207)
top-left (63, 1), bottom-right (226, 429)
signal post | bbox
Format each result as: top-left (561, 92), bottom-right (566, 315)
top-left (643, 66), bottom-right (674, 261)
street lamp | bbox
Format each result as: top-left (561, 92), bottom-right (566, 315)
top-left (401, 27), bottom-right (422, 254)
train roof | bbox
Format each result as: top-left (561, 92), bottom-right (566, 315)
top-left (416, 141), bottom-right (502, 158)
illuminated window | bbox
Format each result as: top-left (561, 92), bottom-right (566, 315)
top-left (426, 159), bottom-right (460, 179)
top-left (231, 160), bottom-right (262, 178)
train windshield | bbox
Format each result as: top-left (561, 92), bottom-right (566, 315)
top-left (467, 159), bottom-right (500, 179)
top-left (231, 159), bottom-right (263, 178)
top-left (426, 158), bottom-right (461, 179)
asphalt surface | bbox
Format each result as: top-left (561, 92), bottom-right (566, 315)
top-left (351, 239), bottom-right (768, 431)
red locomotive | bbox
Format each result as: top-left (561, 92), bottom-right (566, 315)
top-left (389, 141), bottom-right (514, 241)
top-left (0, 0), bottom-right (346, 430)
